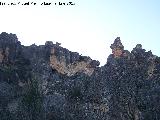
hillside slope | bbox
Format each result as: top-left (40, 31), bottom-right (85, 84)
top-left (0, 32), bottom-right (160, 120)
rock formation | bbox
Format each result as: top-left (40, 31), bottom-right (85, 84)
top-left (0, 32), bottom-right (160, 120)
top-left (110, 37), bottom-right (124, 58)
top-left (49, 47), bottom-right (99, 76)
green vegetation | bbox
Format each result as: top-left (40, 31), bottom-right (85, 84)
top-left (22, 75), bottom-right (43, 120)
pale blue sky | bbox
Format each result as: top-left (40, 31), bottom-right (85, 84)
top-left (0, 0), bottom-right (160, 66)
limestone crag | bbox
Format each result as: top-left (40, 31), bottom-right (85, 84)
top-left (49, 47), bottom-right (97, 76)
top-left (0, 33), bottom-right (160, 120)
top-left (110, 37), bottom-right (124, 58)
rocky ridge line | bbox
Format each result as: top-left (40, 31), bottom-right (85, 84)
top-left (0, 32), bottom-right (160, 120)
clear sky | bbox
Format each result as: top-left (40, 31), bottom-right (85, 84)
top-left (0, 0), bottom-right (160, 66)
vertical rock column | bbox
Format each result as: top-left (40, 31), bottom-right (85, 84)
top-left (110, 37), bottom-right (124, 58)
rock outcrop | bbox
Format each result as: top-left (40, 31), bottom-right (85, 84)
top-left (49, 47), bottom-right (99, 76)
top-left (0, 32), bottom-right (160, 120)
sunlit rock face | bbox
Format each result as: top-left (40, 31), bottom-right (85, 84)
top-left (112, 48), bottom-right (123, 58)
top-left (49, 47), bottom-right (98, 76)
top-left (0, 32), bottom-right (160, 120)
top-left (110, 37), bottom-right (124, 58)
top-left (110, 37), bottom-right (131, 59)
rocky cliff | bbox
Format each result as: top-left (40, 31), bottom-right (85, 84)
top-left (0, 32), bottom-right (160, 120)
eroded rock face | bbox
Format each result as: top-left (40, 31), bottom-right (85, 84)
top-left (110, 37), bottom-right (127, 58)
top-left (0, 32), bottom-right (21, 64)
top-left (0, 49), bottom-right (4, 63)
top-left (50, 47), bottom-right (99, 76)
top-left (112, 48), bottom-right (123, 58)
top-left (0, 47), bottom-right (9, 63)
top-left (0, 32), bottom-right (160, 120)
